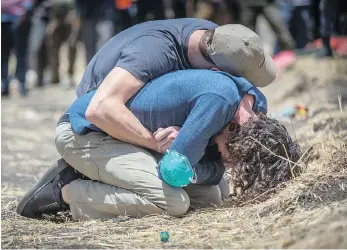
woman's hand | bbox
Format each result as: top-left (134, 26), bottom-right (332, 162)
top-left (153, 126), bottom-right (181, 153)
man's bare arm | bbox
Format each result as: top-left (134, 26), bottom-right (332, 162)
top-left (85, 67), bottom-right (159, 151)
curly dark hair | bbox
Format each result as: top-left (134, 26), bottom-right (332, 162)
top-left (226, 113), bottom-right (302, 200)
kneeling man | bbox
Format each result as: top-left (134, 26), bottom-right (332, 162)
top-left (17, 70), bottom-right (301, 220)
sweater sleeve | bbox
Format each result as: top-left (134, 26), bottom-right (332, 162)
top-left (170, 93), bottom-right (238, 167)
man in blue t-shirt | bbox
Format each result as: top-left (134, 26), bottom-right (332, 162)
top-left (17, 70), bottom-right (301, 220)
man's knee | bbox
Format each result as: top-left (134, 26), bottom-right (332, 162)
top-left (185, 184), bottom-right (222, 209)
top-left (165, 188), bottom-right (190, 217)
top-left (55, 122), bottom-right (73, 157)
top-left (208, 186), bottom-right (223, 207)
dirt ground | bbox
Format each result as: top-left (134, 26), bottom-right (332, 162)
top-left (1, 56), bottom-right (347, 248)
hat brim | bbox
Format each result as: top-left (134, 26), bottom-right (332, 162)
top-left (246, 53), bottom-right (277, 88)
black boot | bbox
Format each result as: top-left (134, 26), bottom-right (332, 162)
top-left (16, 158), bottom-right (87, 219)
top-left (19, 81), bottom-right (28, 97)
top-left (316, 36), bottom-right (333, 58)
top-left (1, 80), bottom-right (9, 97)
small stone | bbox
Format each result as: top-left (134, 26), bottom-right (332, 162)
top-left (160, 231), bottom-right (170, 242)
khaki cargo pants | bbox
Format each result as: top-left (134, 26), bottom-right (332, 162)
top-left (55, 122), bottom-right (230, 220)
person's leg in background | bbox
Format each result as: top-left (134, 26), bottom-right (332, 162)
top-left (195, 0), bottom-right (229, 24)
top-left (186, 0), bottom-right (198, 17)
top-left (1, 22), bottom-right (13, 96)
top-left (272, 2), bottom-right (313, 53)
top-left (310, 0), bottom-right (321, 40)
top-left (14, 17), bottom-right (32, 96)
top-left (151, 0), bottom-right (165, 20)
top-left (96, 0), bottom-right (117, 52)
top-left (273, 1), bottom-right (294, 55)
top-left (136, 0), bottom-right (165, 23)
top-left (262, 3), bottom-right (295, 52)
top-left (338, 0), bottom-right (347, 35)
top-left (118, 9), bottom-right (133, 31)
top-left (239, 4), bottom-right (259, 32)
top-left (36, 28), bottom-right (47, 87)
top-left (66, 29), bottom-right (78, 87)
top-left (172, 0), bottom-right (187, 18)
top-left (224, 0), bottom-right (243, 24)
top-left (46, 17), bottom-right (64, 84)
top-left (115, 0), bottom-right (135, 31)
top-left (48, 0), bottom-right (77, 84)
top-left (316, 0), bottom-right (340, 57)
top-left (136, 0), bottom-right (150, 23)
top-left (75, 0), bottom-right (113, 63)
top-left (80, 18), bottom-right (97, 64)
top-left (28, 16), bottom-right (48, 87)
top-left (65, 9), bottom-right (80, 87)
top-left (95, 18), bottom-right (115, 56)
top-left (293, 5), bottom-right (313, 49)
top-left (194, 0), bottom-right (216, 21)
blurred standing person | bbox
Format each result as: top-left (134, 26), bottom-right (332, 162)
top-left (274, 0), bottom-right (313, 55)
top-left (1, 0), bottom-right (33, 97)
top-left (46, 0), bottom-right (79, 86)
top-left (310, 0), bottom-right (320, 40)
top-left (115, 0), bottom-right (135, 31)
top-left (172, 0), bottom-right (187, 18)
top-left (316, 0), bottom-right (340, 57)
top-left (186, 0), bottom-right (196, 17)
top-left (226, 0), bottom-right (295, 52)
top-left (136, 0), bottom-right (165, 23)
top-left (188, 0), bottom-right (224, 23)
top-left (186, 0), bottom-right (234, 25)
top-left (75, 0), bottom-right (117, 63)
top-left (192, 0), bottom-right (218, 21)
top-left (27, 0), bottom-right (52, 87)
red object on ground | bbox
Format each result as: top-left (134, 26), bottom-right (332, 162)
top-left (115, 0), bottom-right (132, 10)
top-left (306, 37), bottom-right (347, 56)
top-left (273, 50), bottom-right (297, 76)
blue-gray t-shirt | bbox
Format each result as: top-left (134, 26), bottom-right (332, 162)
top-left (68, 70), bottom-right (267, 184)
top-left (76, 18), bottom-right (219, 97)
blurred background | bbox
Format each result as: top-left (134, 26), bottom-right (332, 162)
top-left (1, 0), bottom-right (347, 97)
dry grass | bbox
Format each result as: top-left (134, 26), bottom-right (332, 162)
top-left (2, 133), bottom-right (347, 249)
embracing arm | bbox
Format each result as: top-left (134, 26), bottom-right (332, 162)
top-left (170, 94), bottom-right (237, 166)
top-left (85, 67), bottom-right (158, 151)
top-left (86, 36), bottom-right (176, 151)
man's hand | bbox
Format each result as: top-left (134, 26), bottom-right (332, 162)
top-left (154, 126), bottom-right (181, 153)
top-left (86, 67), bottom-right (158, 151)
